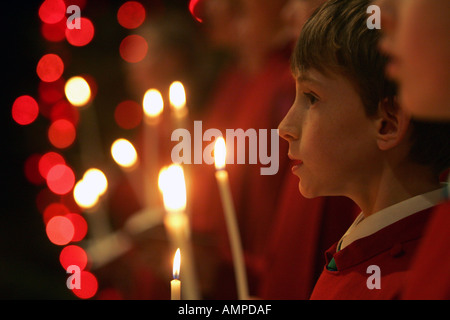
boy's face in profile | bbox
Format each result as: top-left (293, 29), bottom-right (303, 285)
top-left (378, 0), bottom-right (450, 120)
top-left (278, 69), bottom-right (379, 199)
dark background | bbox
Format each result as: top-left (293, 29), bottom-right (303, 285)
top-left (1, 0), bottom-right (194, 299)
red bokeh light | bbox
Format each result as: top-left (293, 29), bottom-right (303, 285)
top-left (12, 95), bottom-right (39, 125)
top-left (114, 100), bottom-right (143, 129)
top-left (117, 1), bottom-right (146, 29)
top-left (50, 100), bottom-right (80, 126)
top-left (41, 19), bottom-right (67, 42)
top-left (64, 0), bottom-right (87, 10)
top-left (66, 213), bottom-right (88, 242)
top-left (96, 288), bottom-right (124, 300)
top-left (189, 0), bottom-right (203, 23)
top-left (38, 151), bottom-right (66, 180)
top-left (65, 17), bottom-right (95, 47)
top-left (46, 215), bottom-right (75, 245)
top-left (119, 34), bottom-right (148, 63)
top-left (39, 0), bottom-right (66, 24)
top-left (24, 154), bottom-right (46, 185)
top-left (59, 245), bottom-right (88, 270)
top-left (72, 271), bottom-right (98, 299)
top-left (48, 119), bottom-right (76, 149)
top-left (46, 164), bottom-right (75, 195)
top-left (43, 202), bottom-right (69, 224)
top-left (36, 54), bottom-right (64, 83)
top-left (38, 78), bottom-right (65, 108)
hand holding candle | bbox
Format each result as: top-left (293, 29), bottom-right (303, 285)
top-left (214, 137), bottom-right (249, 300)
top-left (171, 248), bottom-right (181, 300)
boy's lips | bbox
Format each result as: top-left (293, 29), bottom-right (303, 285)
top-left (288, 154), bottom-right (303, 173)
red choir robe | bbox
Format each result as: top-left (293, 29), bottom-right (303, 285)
top-left (402, 200), bottom-right (450, 299)
top-left (258, 173), bottom-right (359, 299)
top-left (310, 188), bottom-right (446, 300)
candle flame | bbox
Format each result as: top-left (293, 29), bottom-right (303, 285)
top-left (169, 81), bottom-right (186, 111)
top-left (214, 137), bottom-right (227, 170)
top-left (111, 138), bottom-right (138, 168)
top-left (143, 89), bottom-right (164, 118)
top-left (73, 179), bottom-right (99, 209)
top-left (65, 76), bottom-right (91, 107)
top-left (158, 166), bottom-right (168, 193)
top-left (73, 168), bottom-right (108, 210)
top-left (173, 248), bottom-right (181, 279)
top-left (83, 168), bottom-right (108, 197)
top-left (159, 164), bottom-right (187, 212)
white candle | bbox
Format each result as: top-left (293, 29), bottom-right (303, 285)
top-left (214, 137), bottom-right (249, 300)
top-left (142, 89), bottom-right (163, 209)
top-left (159, 165), bottom-right (200, 300)
top-left (168, 81), bottom-right (192, 217)
top-left (169, 81), bottom-right (188, 124)
top-left (110, 138), bottom-right (146, 206)
top-left (171, 248), bottom-right (181, 300)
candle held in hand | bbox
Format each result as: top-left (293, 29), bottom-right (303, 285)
top-left (214, 137), bottom-right (249, 300)
top-left (171, 248), bottom-right (181, 300)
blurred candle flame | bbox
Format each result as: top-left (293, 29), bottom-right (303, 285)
top-left (65, 76), bottom-right (91, 107)
top-left (214, 137), bottom-right (226, 170)
top-left (169, 81), bottom-right (186, 111)
top-left (158, 164), bottom-right (187, 212)
top-left (111, 138), bottom-right (138, 168)
top-left (143, 89), bottom-right (164, 118)
top-left (73, 168), bottom-right (108, 210)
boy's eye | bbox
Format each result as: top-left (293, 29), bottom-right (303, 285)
top-left (303, 92), bottom-right (319, 105)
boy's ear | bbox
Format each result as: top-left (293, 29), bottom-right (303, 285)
top-left (375, 97), bottom-right (411, 151)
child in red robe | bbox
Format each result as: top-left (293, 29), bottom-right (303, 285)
top-left (258, 0), bottom-right (362, 300)
top-left (377, 0), bottom-right (450, 299)
top-left (278, 0), bottom-right (450, 299)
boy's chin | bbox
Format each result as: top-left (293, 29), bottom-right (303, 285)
top-left (298, 181), bottom-right (320, 199)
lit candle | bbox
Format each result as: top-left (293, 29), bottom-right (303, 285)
top-left (214, 137), bottom-right (249, 300)
top-left (159, 165), bottom-right (200, 300)
top-left (169, 81), bottom-right (188, 124)
top-left (65, 75), bottom-right (112, 240)
top-left (110, 138), bottom-right (145, 207)
top-left (168, 81), bottom-right (192, 213)
top-left (171, 248), bottom-right (181, 300)
top-left (142, 89), bottom-right (164, 210)
top-left (159, 165), bottom-right (190, 245)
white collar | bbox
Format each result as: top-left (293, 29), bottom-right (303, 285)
top-left (339, 186), bottom-right (447, 251)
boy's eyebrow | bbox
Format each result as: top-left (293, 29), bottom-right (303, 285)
top-left (296, 73), bottom-right (323, 87)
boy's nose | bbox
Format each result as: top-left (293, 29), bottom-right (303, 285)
top-left (278, 111), bottom-right (299, 142)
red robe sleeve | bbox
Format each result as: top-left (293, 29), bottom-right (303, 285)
top-left (402, 201), bottom-right (450, 300)
top-left (258, 172), bottom-right (358, 299)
